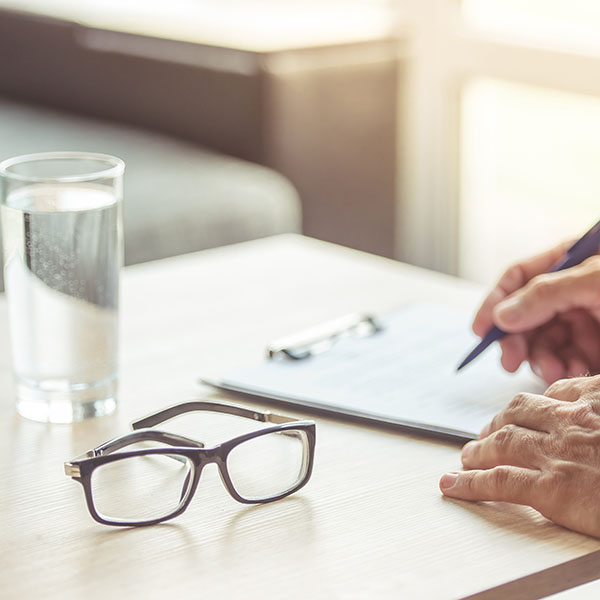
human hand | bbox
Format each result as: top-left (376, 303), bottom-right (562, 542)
top-left (439, 375), bottom-right (600, 537)
top-left (472, 242), bottom-right (600, 384)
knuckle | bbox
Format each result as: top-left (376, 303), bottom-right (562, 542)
top-left (501, 264), bottom-right (525, 289)
top-left (581, 375), bottom-right (600, 402)
top-left (564, 402), bottom-right (597, 427)
top-left (587, 373), bottom-right (600, 387)
top-left (486, 415), bottom-right (500, 435)
top-left (553, 425), bottom-right (600, 462)
top-left (528, 276), bottom-right (553, 301)
top-left (491, 466), bottom-right (512, 489)
top-left (507, 392), bottom-right (529, 414)
top-left (536, 468), bottom-right (567, 517)
top-left (545, 379), bottom-right (570, 398)
top-left (488, 411), bottom-right (508, 434)
top-left (462, 473), bottom-right (476, 495)
top-left (492, 424), bottom-right (517, 448)
top-left (552, 402), bottom-right (570, 423)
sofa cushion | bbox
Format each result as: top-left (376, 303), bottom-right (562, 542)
top-left (0, 97), bottom-right (301, 289)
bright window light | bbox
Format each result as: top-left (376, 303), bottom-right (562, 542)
top-left (463, 0), bottom-right (600, 51)
top-left (0, 0), bottom-right (392, 51)
top-left (459, 78), bottom-right (600, 285)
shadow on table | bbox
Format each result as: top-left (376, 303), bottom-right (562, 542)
top-left (221, 495), bottom-right (316, 558)
top-left (441, 496), bottom-right (576, 544)
top-left (442, 496), bottom-right (600, 599)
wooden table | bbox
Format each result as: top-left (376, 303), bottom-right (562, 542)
top-left (1, 234), bottom-right (599, 599)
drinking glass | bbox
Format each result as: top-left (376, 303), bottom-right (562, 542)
top-left (0, 152), bottom-right (124, 423)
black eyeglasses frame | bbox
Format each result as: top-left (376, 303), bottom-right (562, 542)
top-left (64, 401), bottom-right (316, 527)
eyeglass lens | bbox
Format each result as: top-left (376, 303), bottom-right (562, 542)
top-left (89, 428), bottom-right (309, 523)
top-left (91, 454), bottom-right (193, 523)
top-left (226, 429), bottom-right (310, 501)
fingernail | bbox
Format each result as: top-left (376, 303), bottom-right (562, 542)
top-left (440, 472), bottom-right (459, 490)
top-left (479, 423), bottom-right (491, 438)
top-left (496, 298), bottom-right (522, 324)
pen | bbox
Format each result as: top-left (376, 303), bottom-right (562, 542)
top-left (456, 217), bottom-right (600, 371)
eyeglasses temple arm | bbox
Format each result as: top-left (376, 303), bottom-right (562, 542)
top-left (131, 400), bottom-right (300, 429)
top-left (93, 429), bottom-right (204, 455)
top-left (64, 429), bottom-right (205, 476)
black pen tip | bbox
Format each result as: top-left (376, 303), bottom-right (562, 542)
top-left (456, 350), bottom-right (478, 372)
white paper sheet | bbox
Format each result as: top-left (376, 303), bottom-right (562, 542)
top-left (205, 304), bottom-right (546, 439)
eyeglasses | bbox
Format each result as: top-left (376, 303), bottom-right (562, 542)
top-left (64, 401), bottom-right (316, 526)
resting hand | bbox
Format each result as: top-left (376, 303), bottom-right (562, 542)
top-left (472, 243), bottom-right (600, 383)
top-left (440, 376), bottom-right (600, 537)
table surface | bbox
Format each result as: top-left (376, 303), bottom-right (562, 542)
top-left (1, 234), bottom-right (599, 600)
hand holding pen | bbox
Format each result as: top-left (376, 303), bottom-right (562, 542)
top-left (457, 218), bottom-right (600, 382)
top-left (444, 219), bottom-right (600, 537)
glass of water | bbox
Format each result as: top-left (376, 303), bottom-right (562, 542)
top-left (0, 152), bottom-right (124, 423)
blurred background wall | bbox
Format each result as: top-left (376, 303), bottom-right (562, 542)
top-left (1, 0), bottom-right (600, 286)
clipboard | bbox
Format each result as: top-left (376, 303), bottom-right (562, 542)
top-left (201, 304), bottom-right (544, 441)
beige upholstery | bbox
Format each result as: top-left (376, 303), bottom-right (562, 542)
top-left (0, 98), bottom-right (302, 290)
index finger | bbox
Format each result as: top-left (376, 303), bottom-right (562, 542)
top-left (473, 241), bottom-right (572, 337)
top-left (439, 466), bottom-right (540, 507)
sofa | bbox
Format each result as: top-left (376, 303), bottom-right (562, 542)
top-left (0, 8), bottom-right (302, 290)
top-left (0, 5), bottom-right (400, 264)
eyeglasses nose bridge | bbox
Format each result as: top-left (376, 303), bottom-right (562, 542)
top-left (184, 447), bottom-right (225, 495)
top-left (191, 445), bottom-right (221, 466)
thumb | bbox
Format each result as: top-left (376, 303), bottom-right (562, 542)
top-left (494, 263), bottom-right (599, 332)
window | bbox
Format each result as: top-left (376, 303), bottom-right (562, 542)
top-left (460, 79), bottom-right (600, 285)
top-left (463, 0), bottom-right (600, 51)
top-left (395, 0), bottom-right (600, 284)
top-left (5, 0), bottom-right (600, 283)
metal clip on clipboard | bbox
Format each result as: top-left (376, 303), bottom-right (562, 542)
top-left (267, 313), bottom-right (383, 361)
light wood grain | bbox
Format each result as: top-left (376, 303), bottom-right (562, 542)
top-left (0, 234), bottom-right (598, 600)
top-left (463, 550), bottom-right (600, 600)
